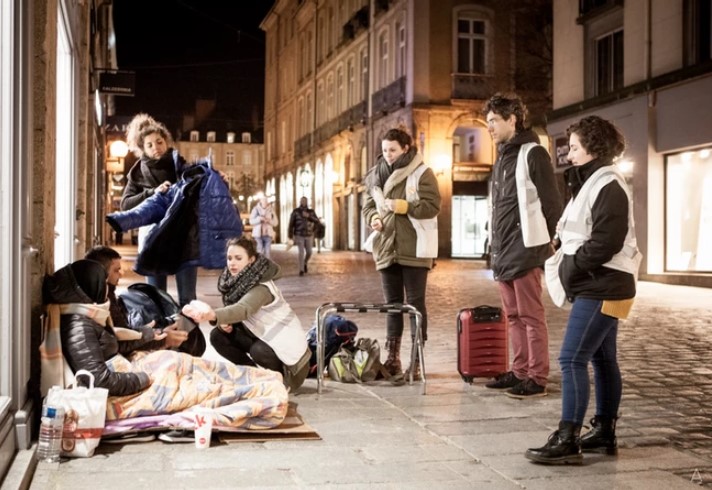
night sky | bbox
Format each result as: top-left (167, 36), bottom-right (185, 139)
top-left (112, 1), bottom-right (276, 132)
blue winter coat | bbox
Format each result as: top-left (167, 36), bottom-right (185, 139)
top-left (107, 161), bottom-right (243, 275)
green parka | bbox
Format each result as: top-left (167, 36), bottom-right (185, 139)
top-left (362, 150), bottom-right (441, 270)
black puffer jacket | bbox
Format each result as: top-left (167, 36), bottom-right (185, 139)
top-left (43, 263), bottom-right (151, 396)
top-left (287, 205), bottom-right (320, 238)
top-left (490, 130), bottom-right (562, 281)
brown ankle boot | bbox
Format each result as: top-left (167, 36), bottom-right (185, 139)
top-left (383, 336), bottom-right (402, 376)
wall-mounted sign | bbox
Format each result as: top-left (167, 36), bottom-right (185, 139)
top-left (99, 71), bottom-right (135, 96)
top-left (554, 136), bottom-right (570, 167)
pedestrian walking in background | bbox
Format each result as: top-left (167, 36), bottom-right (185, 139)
top-left (526, 115), bottom-right (641, 465)
top-left (362, 126), bottom-right (441, 379)
top-left (182, 237), bottom-right (310, 392)
top-left (287, 196), bottom-right (321, 276)
top-left (250, 195), bottom-right (278, 259)
top-left (120, 113), bottom-right (198, 307)
top-left (483, 93), bottom-right (562, 398)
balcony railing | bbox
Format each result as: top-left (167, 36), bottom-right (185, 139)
top-left (372, 77), bottom-right (406, 116)
top-left (451, 73), bottom-right (495, 100)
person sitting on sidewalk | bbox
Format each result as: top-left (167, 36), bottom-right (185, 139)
top-left (182, 236), bottom-right (311, 392)
top-left (85, 245), bottom-right (187, 350)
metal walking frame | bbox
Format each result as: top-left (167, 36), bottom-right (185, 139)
top-left (315, 302), bottom-right (426, 395)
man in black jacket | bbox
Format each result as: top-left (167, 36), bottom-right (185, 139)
top-left (482, 94), bottom-right (562, 398)
top-left (84, 245), bottom-right (187, 348)
top-left (287, 197), bottom-right (321, 276)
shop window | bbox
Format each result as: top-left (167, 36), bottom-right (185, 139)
top-left (665, 148), bottom-right (712, 272)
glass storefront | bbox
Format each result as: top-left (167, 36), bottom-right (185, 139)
top-left (451, 195), bottom-right (488, 258)
top-left (665, 147), bottom-right (712, 272)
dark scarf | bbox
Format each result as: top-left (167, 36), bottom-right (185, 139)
top-left (367, 147), bottom-right (417, 190)
top-left (217, 255), bottom-right (271, 306)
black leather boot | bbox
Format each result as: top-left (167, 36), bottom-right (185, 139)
top-left (525, 421), bottom-right (583, 465)
top-left (581, 416), bottom-right (617, 455)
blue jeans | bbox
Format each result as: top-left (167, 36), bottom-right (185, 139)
top-left (146, 266), bottom-right (198, 307)
top-left (255, 235), bottom-right (273, 259)
top-left (559, 298), bottom-right (621, 424)
top-left (380, 264), bottom-right (429, 341)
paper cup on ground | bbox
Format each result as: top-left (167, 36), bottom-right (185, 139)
top-left (193, 408), bottom-right (213, 449)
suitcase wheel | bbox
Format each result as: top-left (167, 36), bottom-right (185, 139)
top-left (461, 375), bottom-right (474, 384)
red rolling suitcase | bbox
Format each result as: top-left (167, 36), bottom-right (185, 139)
top-left (457, 305), bottom-right (508, 383)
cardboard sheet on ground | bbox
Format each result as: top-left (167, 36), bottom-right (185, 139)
top-left (101, 402), bottom-right (319, 443)
top-left (218, 402), bottom-right (321, 443)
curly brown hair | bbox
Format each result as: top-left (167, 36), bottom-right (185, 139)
top-left (483, 93), bottom-right (528, 132)
top-left (566, 115), bottom-right (626, 161)
top-left (125, 113), bottom-right (173, 158)
top-left (226, 236), bottom-right (258, 258)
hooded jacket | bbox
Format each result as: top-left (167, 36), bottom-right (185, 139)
top-left (107, 162), bottom-right (243, 275)
top-left (490, 130), bottom-right (562, 281)
top-left (43, 262), bottom-right (151, 396)
top-left (362, 148), bottom-right (441, 271)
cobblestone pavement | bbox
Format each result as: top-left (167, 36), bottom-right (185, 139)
top-left (268, 247), bottom-right (712, 480)
top-left (25, 245), bottom-right (712, 489)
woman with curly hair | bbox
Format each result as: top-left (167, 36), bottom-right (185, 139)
top-left (182, 237), bottom-right (310, 392)
top-left (526, 115), bottom-right (642, 465)
top-left (121, 113), bottom-right (197, 307)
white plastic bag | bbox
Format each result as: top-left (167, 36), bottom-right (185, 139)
top-left (46, 369), bottom-right (108, 458)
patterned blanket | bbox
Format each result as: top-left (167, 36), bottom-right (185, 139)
top-left (105, 350), bottom-right (288, 430)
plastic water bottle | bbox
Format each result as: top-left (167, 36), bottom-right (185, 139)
top-left (37, 401), bottom-right (64, 463)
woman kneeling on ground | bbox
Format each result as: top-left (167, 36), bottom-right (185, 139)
top-left (183, 237), bottom-right (310, 392)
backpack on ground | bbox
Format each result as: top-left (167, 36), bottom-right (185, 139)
top-left (328, 337), bottom-right (383, 383)
top-left (117, 283), bottom-right (206, 357)
top-left (306, 314), bottom-right (359, 377)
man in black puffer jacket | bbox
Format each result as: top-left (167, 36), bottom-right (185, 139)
top-left (482, 94), bottom-right (562, 399)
